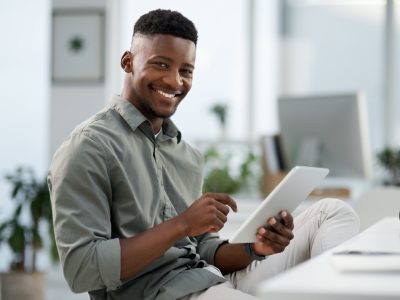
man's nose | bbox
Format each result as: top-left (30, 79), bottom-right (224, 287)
top-left (163, 69), bottom-right (183, 89)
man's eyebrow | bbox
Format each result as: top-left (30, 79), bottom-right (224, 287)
top-left (150, 55), bottom-right (195, 69)
top-left (149, 55), bottom-right (173, 62)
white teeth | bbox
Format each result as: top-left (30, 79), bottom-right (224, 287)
top-left (155, 89), bottom-right (176, 99)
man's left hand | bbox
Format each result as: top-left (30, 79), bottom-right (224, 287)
top-left (253, 210), bottom-right (294, 256)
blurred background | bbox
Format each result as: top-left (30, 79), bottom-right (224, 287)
top-left (1, 0), bottom-right (399, 299)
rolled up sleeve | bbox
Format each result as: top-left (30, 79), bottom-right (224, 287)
top-left (48, 131), bottom-right (121, 293)
top-left (196, 233), bottom-right (226, 265)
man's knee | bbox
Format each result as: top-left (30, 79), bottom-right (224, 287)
top-left (315, 198), bottom-right (360, 229)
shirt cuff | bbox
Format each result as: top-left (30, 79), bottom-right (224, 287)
top-left (96, 238), bottom-right (122, 291)
top-left (199, 238), bottom-right (228, 265)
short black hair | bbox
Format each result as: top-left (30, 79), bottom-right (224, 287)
top-left (133, 9), bottom-right (198, 45)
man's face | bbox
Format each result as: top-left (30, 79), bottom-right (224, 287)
top-left (122, 34), bottom-right (196, 125)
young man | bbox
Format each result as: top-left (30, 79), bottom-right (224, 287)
top-left (48, 9), bottom-right (359, 300)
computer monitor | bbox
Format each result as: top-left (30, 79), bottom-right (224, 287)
top-left (278, 92), bottom-right (372, 178)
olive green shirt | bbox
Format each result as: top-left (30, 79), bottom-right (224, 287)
top-left (48, 94), bottom-right (226, 300)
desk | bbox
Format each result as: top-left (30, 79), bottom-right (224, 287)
top-left (256, 217), bottom-right (400, 300)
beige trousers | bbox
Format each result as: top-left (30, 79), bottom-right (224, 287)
top-left (180, 198), bottom-right (360, 300)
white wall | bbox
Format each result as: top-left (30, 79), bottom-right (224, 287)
top-left (50, 86), bottom-right (105, 155)
top-left (50, 0), bottom-right (107, 156)
top-left (394, 2), bottom-right (400, 147)
top-left (253, 0), bottom-right (281, 136)
top-left (0, 0), bottom-right (51, 270)
top-left (0, 0), bottom-right (50, 177)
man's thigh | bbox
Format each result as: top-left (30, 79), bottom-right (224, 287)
top-left (228, 199), bottom-right (359, 295)
top-left (178, 282), bottom-right (260, 300)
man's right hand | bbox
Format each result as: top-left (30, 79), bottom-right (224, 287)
top-left (120, 193), bottom-right (236, 281)
top-left (178, 193), bottom-right (237, 236)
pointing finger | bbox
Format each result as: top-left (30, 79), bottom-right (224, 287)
top-left (205, 193), bottom-right (237, 212)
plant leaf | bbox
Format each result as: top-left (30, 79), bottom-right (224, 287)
top-left (8, 223), bottom-right (25, 254)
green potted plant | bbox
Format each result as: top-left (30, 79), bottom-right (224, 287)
top-left (203, 103), bottom-right (260, 195)
top-left (210, 103), bottom-right (228, 140)
top-left (202, 147), bottom-right (258, 194)
top-left (0, 166), bottom-right (58, 300)
top-left (377, 147), bottom-right (400, 186)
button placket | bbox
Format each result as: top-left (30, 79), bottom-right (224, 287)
top-left (155, 150), bottom-right (163, 187)
top-left (154, 144), bottom-right (168, 220)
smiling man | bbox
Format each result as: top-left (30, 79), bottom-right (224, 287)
top-left (48, 9), bottom-right (360, 300)
top-left (120, 33), bottom-right (195, 131)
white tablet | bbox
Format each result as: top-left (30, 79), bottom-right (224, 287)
top-left (229, 166), bottom-right (329, 243)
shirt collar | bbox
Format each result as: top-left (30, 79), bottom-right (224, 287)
top-left (109, 94), bottom-right (182, 143)
top-left (161, 118), bottom-right (182, 143)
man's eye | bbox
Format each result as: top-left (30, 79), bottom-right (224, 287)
top-left (181, 69), bottom-right (193, 77)
top-left (157, 62), bottom-right (168, 68)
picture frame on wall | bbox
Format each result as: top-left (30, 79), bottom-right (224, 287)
top-left (52, 10), bottom-right (104, 83)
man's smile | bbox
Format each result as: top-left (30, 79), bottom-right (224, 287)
top-left (152, 88), bottom-right (183, 100)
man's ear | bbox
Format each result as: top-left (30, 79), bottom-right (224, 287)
top-left (121, 51), bottom-right (133, 73)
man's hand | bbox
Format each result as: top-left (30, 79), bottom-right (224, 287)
top-left (120, 193), bottom-right (236, 281)
top-left (253, 210), bottom-right (294, 256)
top-left (177, 193), bottom-right (237, 236)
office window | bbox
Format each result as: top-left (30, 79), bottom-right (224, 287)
top-left (394, 1), bottom-right (400, 146)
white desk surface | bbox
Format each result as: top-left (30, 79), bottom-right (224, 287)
top-left (256, 217), bottom-right (400, 300)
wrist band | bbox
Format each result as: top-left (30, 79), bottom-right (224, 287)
top-left (244, 243), bottom-right (266, 261)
